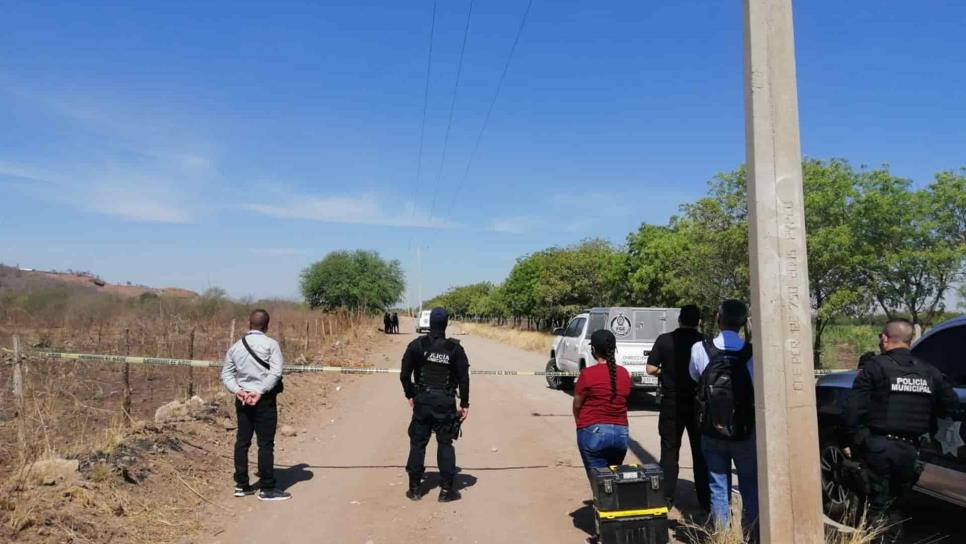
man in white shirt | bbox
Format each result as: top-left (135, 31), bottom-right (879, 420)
top-left (222, 309), bottom-right (291, 501)
top-left (689, 300), bottom-right (757, 532)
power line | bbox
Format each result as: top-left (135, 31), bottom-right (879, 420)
top-left (427, 0), bottom-right (475, 221)
top-left (443, 0), bottom-right (533, 221)
top-left (410, 0), bottom-right (437, 224)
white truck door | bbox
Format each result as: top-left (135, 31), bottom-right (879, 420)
top-left (564, 316), bottom-right (587, 370)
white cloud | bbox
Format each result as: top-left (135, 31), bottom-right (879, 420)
top-left (490, 215), bottom-right (544, 234)
top-left (489, 191), bottom-right (662, 235)
top-left (0, 161), bottom-right (197, 224)
top-left (244, 191), bottom-right (451, 229)
top-left (0, 83), bottom-right (216, 224)
top-left (88, 181), bottom-right (192, 224)
top-left (549, 192), bottom-right (634, 216)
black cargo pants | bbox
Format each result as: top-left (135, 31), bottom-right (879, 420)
top-left (406, 390), bottom-right (459, 484)
top-left (234, 393), bottom-right (278, 489)
top-left (861, 435), bottom-right (920, 542)
top-left (658, 402), bottom-right (711, 511)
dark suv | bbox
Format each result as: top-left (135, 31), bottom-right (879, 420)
top-left (815, 316), bottom-right (966, 517)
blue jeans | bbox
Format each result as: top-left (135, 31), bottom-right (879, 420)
top-left (701, 434), bottom-right (758, 530)
top-left (577, 424), bottom-right (629, 480)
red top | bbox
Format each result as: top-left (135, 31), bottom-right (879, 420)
top-left (575, 362), bottom-right (632, 429)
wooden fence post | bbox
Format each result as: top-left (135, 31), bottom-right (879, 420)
top-left (228, 319), bottom-right (236, 350)
top-left (12, 335), bottom-right (26, 460)
top-left (123, 328), bottom-right (132, 421)
top-left (187, 328), bottom-right (196, 398)
top-left (303, 321), bottom-right (310, 354)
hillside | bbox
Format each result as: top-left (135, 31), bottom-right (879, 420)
top-left (0, 264), bottom-right (198, 300)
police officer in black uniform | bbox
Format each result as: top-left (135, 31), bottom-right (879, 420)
top-left (400, 307), bottom-right (470, 502)
top-left (844, 318), bottom-right (958, 542)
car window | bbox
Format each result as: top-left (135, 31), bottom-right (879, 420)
top-left (568, 317), bottom-right (586, 338)
top-left (563, 319), bottom-right (579, 337)
top-left (587, 313), bottom-right (607, 338)
top-left (913, 326), bottom-right (966, 387)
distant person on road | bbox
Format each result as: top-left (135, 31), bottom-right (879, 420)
top-left (689, 300), bottom-right (757, 531)
top-left (221, 309), bottom-right (291, 501)
top-left (392, 312), bottom-right (400, 334)
top-left (844, 319), bottom-right (958, 543)
top-left (400, 307), bottom-right (470, 502)
top-left (384, 312), bottom-right (392, 334)
top-left (646, 304), bottom-right (710, 512)
top-left (573, 329), bottom-right (632, 484)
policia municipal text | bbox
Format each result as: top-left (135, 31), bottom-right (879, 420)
top-left (844, 318), bottom-right (959, 543)
top-left (400, 308), bottom-right (470, 502)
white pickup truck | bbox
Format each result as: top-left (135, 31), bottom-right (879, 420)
top-left (415, 310), bottom-right (432, 334)
top-left (545, 307), bottom-right (681, 393)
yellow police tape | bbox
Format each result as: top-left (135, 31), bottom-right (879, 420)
top-left (1, 347), bottom-right (841, 377)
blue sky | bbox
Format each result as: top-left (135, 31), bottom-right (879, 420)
top-left (1, 1), bottom-right (964, 303)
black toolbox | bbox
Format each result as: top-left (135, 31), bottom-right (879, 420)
top-left (591, 464), bottom-right (669, 544)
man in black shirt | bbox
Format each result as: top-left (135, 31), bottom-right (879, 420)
top-left (646, 304), bottom-right (710, 511)
top-left (400, 307), bottom-right (470, 502)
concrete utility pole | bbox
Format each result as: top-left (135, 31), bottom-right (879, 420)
top-left (743, 0), bottom-right (823, 542)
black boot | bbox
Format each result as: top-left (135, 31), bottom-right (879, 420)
top-left (405, 474), bottom-right (423, 500)
top-left (438, 480), bottom-right (461, 502)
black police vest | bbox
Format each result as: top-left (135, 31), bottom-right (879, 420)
top-left (416, 336), bottom-right (459, 392)
top-left (869, 355), bottom-right (936, 437)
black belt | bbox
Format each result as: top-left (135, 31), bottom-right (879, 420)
top-left (416, 385), bottom-right (455, 395)
top-left (874, 432), bottom-right (920, 445)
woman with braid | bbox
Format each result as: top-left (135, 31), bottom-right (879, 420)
top-left (573, 329), bottom-right (633, 483)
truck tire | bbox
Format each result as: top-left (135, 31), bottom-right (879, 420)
top-left (545, 359), bottom-right (562, 390)
top-left (820, 442), bottom-right (861, 522)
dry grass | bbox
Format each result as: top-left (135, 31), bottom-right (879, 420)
top-left (680, 498), bottom-right (749, 544)
top-left (0, 289), bottom-right (381, 544)
top-left (455, 321), bottom-right (551, 355)
top-left (681, 499), bottom-right (885, 544)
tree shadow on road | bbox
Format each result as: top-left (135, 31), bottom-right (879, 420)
top-left (273, 462), bottom-right (314, 492)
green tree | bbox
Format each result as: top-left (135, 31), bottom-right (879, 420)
top-left (624, 168), bottom-right (750, 314)
top-left (930, 169), bottom-right (966, 246)
top-left (300, 250), bottom-right (405, 312)
top-left (623, 224), bottom-right (691, 306)
top-left (851, 168), bottom-right (965, 326)
top-left (620, 160), bottom-right (906, 366)
top-left (198, 286), bottom-right (230, 319)
top-left (425, 282), bottom-right (494, 318)
top-left (801, 159), bottom-right (871, 365)
top-left (470, 284), bottom-right (510, 323)
top-left (500, 240), bottom-right (622, 329)
top-left (501, 253), bottom-right (541, 326)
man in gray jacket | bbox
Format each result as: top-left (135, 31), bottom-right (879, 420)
top-left (222, 309), bottom-right (291, 501)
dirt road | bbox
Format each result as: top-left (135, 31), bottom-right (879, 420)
top-left (210, 320), bottom-right (701, 543)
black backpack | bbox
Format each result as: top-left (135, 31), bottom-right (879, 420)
top-left (696, 339), bottom-right (754, 440)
